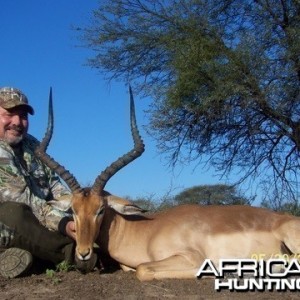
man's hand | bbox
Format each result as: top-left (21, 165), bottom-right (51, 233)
top-left (65, 220), bottom-right (76, 240)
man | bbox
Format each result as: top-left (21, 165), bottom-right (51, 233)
top-left (0, 87), bottom-right (96, 278)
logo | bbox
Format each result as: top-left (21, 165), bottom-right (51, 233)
top-left (196, 258), bottom-right (300, 291)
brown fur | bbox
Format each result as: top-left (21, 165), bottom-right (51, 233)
top-left (71, 193), bottom-right (300, 281)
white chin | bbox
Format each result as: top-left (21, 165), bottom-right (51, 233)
top-left (6, 135), bottom-right (24, 146)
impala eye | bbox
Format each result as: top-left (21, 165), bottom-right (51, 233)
top-left (97, 206), bottom-right (105, 216)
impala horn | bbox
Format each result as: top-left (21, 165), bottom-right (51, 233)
top-left (92, 85), bottom-right (145, 195)
top-left (34, 87), bottom-right (82, 193)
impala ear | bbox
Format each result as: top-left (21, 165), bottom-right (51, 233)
top-left (106, 195), bottom-right (147, 215)
top-left (110, 203), bottom-right (147, 216)
top-left (123, 204), bottom-right (147, 215)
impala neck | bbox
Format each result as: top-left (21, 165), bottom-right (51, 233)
top-left (96, 207), bottom-right (124, 253)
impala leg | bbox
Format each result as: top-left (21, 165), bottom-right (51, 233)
top-left (120, 264), bottom-right (136, 272)
top-left (135, 254), bottom-right (202, 281)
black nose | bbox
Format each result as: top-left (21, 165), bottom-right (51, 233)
top-left (79, 249), bottom-right (91, 260)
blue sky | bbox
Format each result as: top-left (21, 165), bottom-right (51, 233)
top-left (0, 0), bottom-right (235, 202)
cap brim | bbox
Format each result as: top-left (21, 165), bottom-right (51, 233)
top-left (5, 104), bottom-right (35, 115)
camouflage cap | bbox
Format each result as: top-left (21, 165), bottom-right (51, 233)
top-left (0, 87), bottom-right (34, 115)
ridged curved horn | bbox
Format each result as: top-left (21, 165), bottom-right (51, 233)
top-left (34, 87), bottom-right (82, 193)
top-left (92, 85), bottom-right (145, 194)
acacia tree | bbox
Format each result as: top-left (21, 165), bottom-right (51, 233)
top-left (80, 0), bottom-right (300, 204)
top-left (174, 184), bottom-right (252, 206)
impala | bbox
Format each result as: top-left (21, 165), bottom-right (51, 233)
top-left (35, 87), bottom-right (300, 281)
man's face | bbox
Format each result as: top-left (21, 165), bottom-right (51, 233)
top-left (0, 106), bottom-right (29, 146)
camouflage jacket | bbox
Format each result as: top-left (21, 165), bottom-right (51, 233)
top-left (0, 134), bottom-right (72, 233)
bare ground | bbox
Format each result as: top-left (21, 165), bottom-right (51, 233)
top-left (0, 266), bottom-right (299, 300)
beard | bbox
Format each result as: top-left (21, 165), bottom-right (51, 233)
top-left (7, 135), bottom-right (24, 146)
top-left (5, 125), bottom-right (26, 146)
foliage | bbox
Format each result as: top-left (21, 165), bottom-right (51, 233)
top-left (261, 198), bottom-right (300, 216)
top-left (80, 0), bottom-right (300, 203)
top-left (55, 260), bottom-right (74, 272)
top-left (260, 185), bottom-right (300, 216)
top-left (174, 184), bottom-right (252, 206)
top-left (129, 193), bottom-right (175, 212)
top-left (129, 184), bottom-right (252, 212)
top-left (45, 260), bottom-right (74, 284)
top-left (45, 269), bottom-right (62, 284)
top-left (131, 196), bottom-right (157, 212)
